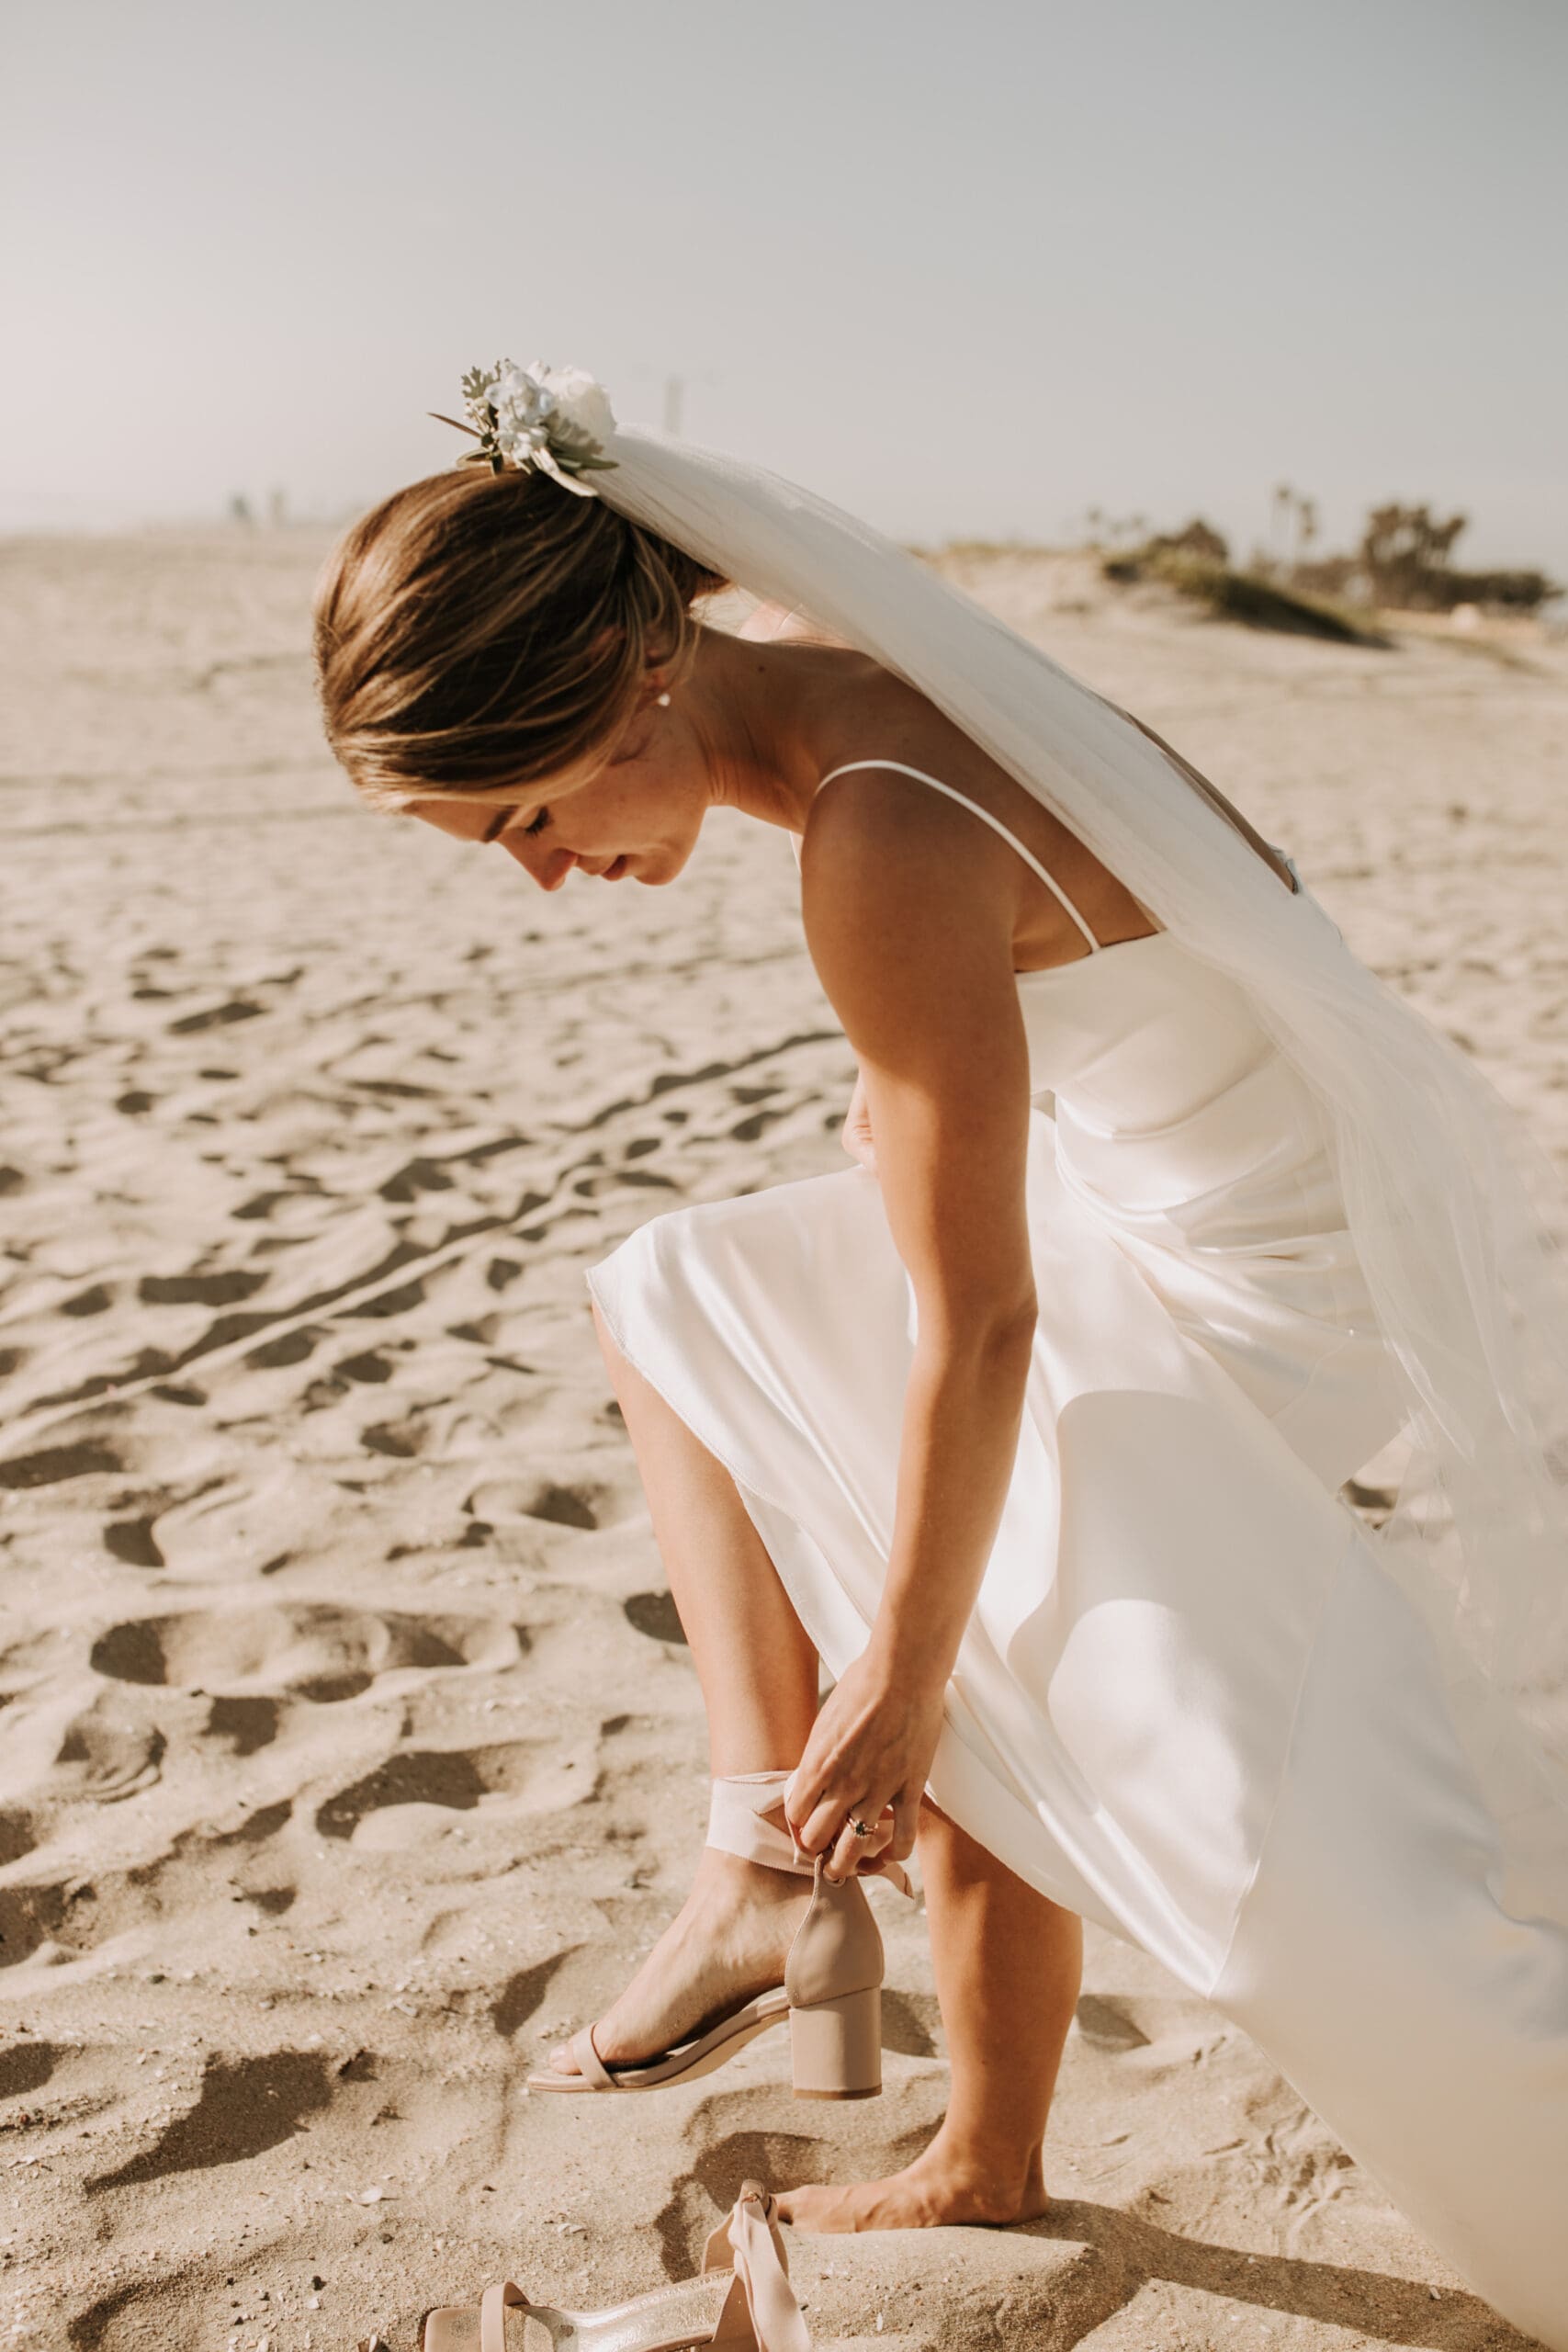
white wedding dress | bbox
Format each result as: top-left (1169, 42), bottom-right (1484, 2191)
top-left (585, 759), bottom-right (1568, 2346)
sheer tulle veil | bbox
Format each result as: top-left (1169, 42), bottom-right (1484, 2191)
top-left (591, 421), bottom-right (1568, 1846)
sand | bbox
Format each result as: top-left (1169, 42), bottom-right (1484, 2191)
top-left (1, 525), bottom-right (1563, 2350)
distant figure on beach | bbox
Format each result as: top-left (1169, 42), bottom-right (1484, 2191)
top-left (313, 362), bottom-right (1568, 2352)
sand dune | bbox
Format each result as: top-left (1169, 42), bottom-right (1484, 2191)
top-left (2, 526), bottom-right (1563, 2347)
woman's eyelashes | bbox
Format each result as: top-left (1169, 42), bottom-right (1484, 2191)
top-left (487, 807), bottom-right (549, 843)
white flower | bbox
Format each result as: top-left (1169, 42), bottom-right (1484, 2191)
top-left (449, 356), bottom-right (617, 492)
top-left (488, 362), bottom-right (555, 441)
top-left (531, 363), bottom-right (617, 454)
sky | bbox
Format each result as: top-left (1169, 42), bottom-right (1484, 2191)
top-left (5, 0), bottom-right (1563, 575)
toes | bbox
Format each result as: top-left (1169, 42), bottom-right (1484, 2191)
top-left (547, 2043), bottom-right (580, 2077)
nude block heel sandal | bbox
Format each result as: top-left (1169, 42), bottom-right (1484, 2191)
top-left (525, 1770), bottom-right (908, 2098)
top-left (788, 1984), bottom-right (883, 2099)
top-left (782, 1848), bottom-right (887, 2099)
top-left (421, 2178), bottom-right (811, 2349)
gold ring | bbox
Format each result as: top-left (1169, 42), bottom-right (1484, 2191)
top-left (848, 1816), bottom-right (874, 1838)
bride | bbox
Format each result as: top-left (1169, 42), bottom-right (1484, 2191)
top-left (313, 362), bottom-right (1568, 2348)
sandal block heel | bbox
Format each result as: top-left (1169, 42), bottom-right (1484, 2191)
top-left (788, 1984), bottom-right (882, 2099)
top-left (781, 1856), bottom-right (890, 2100)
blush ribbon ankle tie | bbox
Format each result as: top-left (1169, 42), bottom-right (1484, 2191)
top-left (707, 1770), bottom-right (912, 1895)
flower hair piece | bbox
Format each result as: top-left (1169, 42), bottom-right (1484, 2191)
top-left (429, 359), bottom-right (619, 498)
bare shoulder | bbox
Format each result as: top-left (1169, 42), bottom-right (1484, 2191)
top-left (800, 762), bottom-right (1016, 934)
top-left (798, 763), bottom-right (1021, 1051)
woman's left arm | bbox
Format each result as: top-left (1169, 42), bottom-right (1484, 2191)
top-left (785, 769), bottom-right (1040, 1879)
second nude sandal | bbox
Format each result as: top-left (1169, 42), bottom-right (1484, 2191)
top-left (525, 1770), bottom-right (906, 2101)
top-left (421, 2177), bottom-right (810, 2349)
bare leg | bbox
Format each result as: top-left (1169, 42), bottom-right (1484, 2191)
top-left (779, 1804), bottom-right (1081, 2230)
top-left (547, 1301), bottom-right (820, 2075)
top-left (591, 1296), bottom-right (818, 1771)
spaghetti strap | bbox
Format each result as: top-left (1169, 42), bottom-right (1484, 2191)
top-left (815, 759), bottom-right (1102, 953)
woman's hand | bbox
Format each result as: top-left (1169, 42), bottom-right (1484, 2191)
top-left (784, 1648), bottom-right (947, 1883)
top-left (840, 1068), bottom-right (876, 1172)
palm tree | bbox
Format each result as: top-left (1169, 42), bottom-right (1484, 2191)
top-left (1273, 481), bottom-right (1293, 566)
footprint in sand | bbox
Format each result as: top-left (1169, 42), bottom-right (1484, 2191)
top-left (165, 996), bottom-right (267, 1035)
top-left (316, 1736), bottom-right (596, 1848)
top-left (0, 1880), bottom-right (70, 1971)
top-left (62, 1282), bottom-right (115, 1317)
top-left (0, 1810), bottom-right (39, 1867)
top-left (1075, 1992), bottom-right (1226, 2075)
top-left (86, 1603), bottom-right (525, 1700)
top-left (1075, 1993), bottom-right (1154, 2052)
top-left (879, 1987), bottom-right (942, 2057)
top-left (0, 1440), bottom-right (125, 1492)
top-left (490, 1946), bottom-right (582, 2039)
top-left (148, 1464), bottom-right (366, 1580)
top-left (0, 2040), bottom-right (59, 2101)
top-left (204, 1694), bottom-right (279, 1755)
top-left (104, 1515), bottom-right (166, 1568)
top-left (623, 1590), bottom-right (687, 1645)
top-left (44, 1700), bottom-right (167, 1805)
top-left (467, 1475), bottom-right (607, 1531)
top-left (88, 2050), bottom-right (333, 2188)
top-left (137, 1269), bottom-right (270, 1309)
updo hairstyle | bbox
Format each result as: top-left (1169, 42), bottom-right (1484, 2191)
top-left (312, 465), bottom-right (729, 809)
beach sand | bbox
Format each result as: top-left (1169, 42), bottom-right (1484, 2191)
top-left (2, 526), bottom-right (1563, 2348)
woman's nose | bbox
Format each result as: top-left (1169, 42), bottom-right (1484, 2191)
top-left (502, 840), bottom-right (576, 890)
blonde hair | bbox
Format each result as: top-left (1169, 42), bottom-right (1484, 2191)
top-left (311, 466), bottom-right (729, 810)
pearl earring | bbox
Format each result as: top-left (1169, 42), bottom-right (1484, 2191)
top-left (655, 691), bottom-right (671, 707)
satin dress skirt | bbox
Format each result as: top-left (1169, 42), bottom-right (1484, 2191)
top-left (586, 974), bottom-right (1568, 2348)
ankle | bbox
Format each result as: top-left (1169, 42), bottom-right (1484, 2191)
top-left (691, 1846), bottom-right (814, 1909)
top-left (918, 2126), bottom-right (1046, 2216)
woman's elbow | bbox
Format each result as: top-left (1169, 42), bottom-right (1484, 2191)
top-left (923, 1286), bottom-right (1039, 1363)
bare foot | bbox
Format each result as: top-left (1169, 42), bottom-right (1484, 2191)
top-left (776, 2141), bottom-right (1049, 2233)
top-left (547, 1849), bottom-right (809, 2077)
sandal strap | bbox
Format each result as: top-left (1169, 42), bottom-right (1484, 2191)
top-left (568, 2022), bottom-right (616, 2089)
top-left (702, 2182), bottom-right (811, 2350)
top-left (480, 2279), bottom-right (527, 2352)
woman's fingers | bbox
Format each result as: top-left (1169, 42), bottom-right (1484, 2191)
top-left (795, 1788), bottom-right (881, 1861)
top-left (825, 1818), bottom-right (863, 1883)
top-left (821, 1801), bottom-right (898, 1884)
top-left (785, 1765), bottom-right (847, 1857)
top-left (794, 1794), bottom-right (848, 1859)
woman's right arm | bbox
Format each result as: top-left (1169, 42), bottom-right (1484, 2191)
top-left (787, 764), bottom-right (1040, 1864)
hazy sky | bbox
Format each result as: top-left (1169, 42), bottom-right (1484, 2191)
top-left (6, 0), bottom-right (1563, 572)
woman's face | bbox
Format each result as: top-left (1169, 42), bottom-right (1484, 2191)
top-left (402, 695), bottom-right (706, 890)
